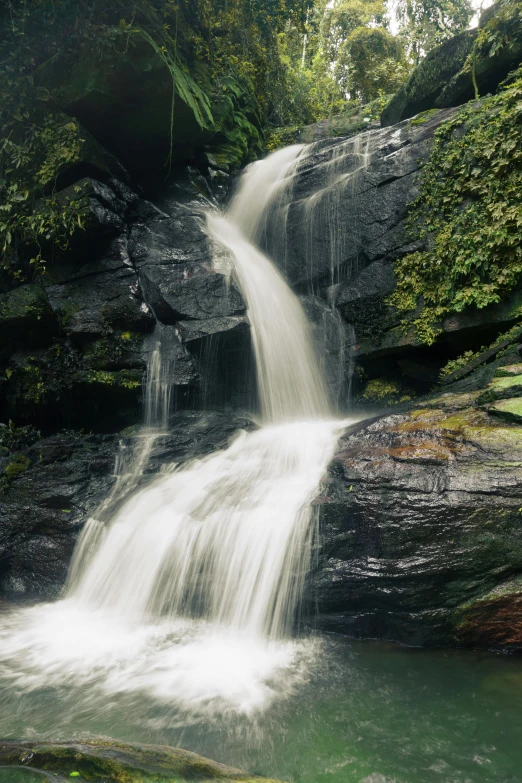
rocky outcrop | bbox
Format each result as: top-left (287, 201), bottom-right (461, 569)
top-left (261, 108), bottom-right (456, 292)
top-left (36, 33), bottom-right (261, 176)
top-left (381, 1), bottom-right (522, 127)
top-left (0, 738), bottom-right (283, 782)
top-left (0, 162), bottom-right (255, 430)
top-left (0, 412), bottom-right (255, 598)
top-left (380, 30), bottom-right (477, 127)
top-left (316, 364), bottom-right (522, 649)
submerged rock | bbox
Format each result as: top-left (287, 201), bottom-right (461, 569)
top-left (0, 739), bottom-right (284, 782)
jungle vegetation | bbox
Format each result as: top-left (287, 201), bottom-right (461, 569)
top-left (0, 0), bottom-right (490, 276)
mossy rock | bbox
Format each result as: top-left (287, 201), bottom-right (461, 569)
top-left (381, 29), bottom-right (476, 126)
top-left (35, 35), bottom-right (260, 177)
top-left (360, 376), bottom-right (414, 406)
top-left (381, 0), bottom-right (522, 126)
top-left (3, 453), bottom-right (31, 481)
top-left (2, 347), bottom-right (143, 433)
top-left (0, 739), bottom-right (286, 783)
top-left (495, 363), bottom-right (522, 377)
top-left (438, 0), bottom-right (522, 108)
top-left (35, 35), bottom-right (213, 176)
top-left (486, 397), bottom-right (522, 423)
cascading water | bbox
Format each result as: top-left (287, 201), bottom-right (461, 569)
top-left (256, 128), bottom-right (386, 290)
top-left (0, 144), bottom-right (348, 720)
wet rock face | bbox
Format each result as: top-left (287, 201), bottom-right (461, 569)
top-left (0, 412), bottom-right (256, 598)
top-left (0, 169), bottom-right (252, 430)
top-left (316, 394), bottom-right (522, 649)
top-left (260, 109), bottom-right (456, 292)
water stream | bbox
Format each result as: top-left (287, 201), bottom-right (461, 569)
top-left (0, 145), bottom-right (346, 720)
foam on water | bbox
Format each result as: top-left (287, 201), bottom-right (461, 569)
top-left (0, 602), bottom-right (317, 719)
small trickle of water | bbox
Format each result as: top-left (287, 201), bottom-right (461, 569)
top-left (252, 129), bottom-right (386, 290)
top-left (143, 327), bottom-right (174, 431)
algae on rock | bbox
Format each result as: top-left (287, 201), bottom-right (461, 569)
top-left (0, 739), bottom-right (286, 783)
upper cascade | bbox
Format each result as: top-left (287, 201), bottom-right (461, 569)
top-left (207, 145), bottom-right (332, 423)
top-left (236, 128), bottom-right (388, 291)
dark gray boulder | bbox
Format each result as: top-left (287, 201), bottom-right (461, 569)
top-left (381, 1), bottom-right (522, 127)
top-left (380, 30), bottom-right (477, 127)
top-left (315, 389), bottom-right (522, 649)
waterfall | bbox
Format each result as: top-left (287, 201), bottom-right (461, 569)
top-left (207, 215), bottom-right (329, 422)
top-left (252, 129), bottom-right (385, 290)
top-left (66, 146), bottom-right (340, 631)
top-left (0, 145), bottom-right (348, 718)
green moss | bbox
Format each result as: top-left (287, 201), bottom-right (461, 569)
top-left (487, 397), bottom-right (522, 423)
top-left (119, 371), bottom-right (142, 391)
top-left (488, 374), bottom-right (522, 393)
top-left (390, 67), bottom-right (522, 344)
top-left (0, 740), bottom-right (286, 783)
top-left (362, 377), bottom-right (413, 404)
top-left (495, 363), bottom-right (522, 377)
top-left (409, 108), bottom-right (439, 126)
top-left (87, 369), bottom-right (141, 390)
top-left (4, 454), bottom-right (31, 480)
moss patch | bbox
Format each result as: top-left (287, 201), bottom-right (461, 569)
top-left (4, 454), bottom-right (31, 481)
top-left (487, 397), bottom-right (522, 424)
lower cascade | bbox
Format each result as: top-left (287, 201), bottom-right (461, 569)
top-left (0, 147), bottom-right (347, 718)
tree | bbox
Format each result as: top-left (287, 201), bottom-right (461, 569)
top-left (335, 26), bottom-right (409, 102)
top-left (395, 0), bottom-right (474, 63)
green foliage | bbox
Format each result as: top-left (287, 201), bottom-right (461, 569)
top-left (438, 322), bottom-right (522, 379)
top-left (390, 68), bottom-right (522, 344)
top-left (0, 0), bottom-right (312, 274)
top-left (463, 0), bottom-right (522, 99)
top-left (396, 0), bottom-right (474, 63)
top-left (0, 421), bottom-right (40, 451)
top-left (439, 348), bottom-right (485, 379)
top-left (362, 377), bottom-right (413, 404)
top-left (265, 126), bottom-right (303, 152)
top-left (0, 103), bottom-right (88, 274)
top-left (335, 26), bottom-right (409, 103)
top-left (299, 0), bottom-right (408, 118)
top-left (474, 0), bottom-right (522, 63)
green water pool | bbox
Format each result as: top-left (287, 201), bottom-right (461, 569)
top-left (1, 632), bottom-right (521, 783)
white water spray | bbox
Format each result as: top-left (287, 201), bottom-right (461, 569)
top-left (0, 145), bottom-right (349, 720)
